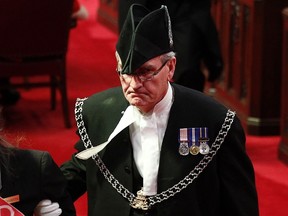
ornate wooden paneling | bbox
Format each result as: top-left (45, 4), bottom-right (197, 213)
top-left (211, 0), bottom-right (288, 135)
top-left (278, 8), bottom-right (288, 164)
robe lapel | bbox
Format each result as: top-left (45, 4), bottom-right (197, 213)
top-left (157, 94), bottom-right (203, 193)
top-left (100, 127), bottom-right (134, 193)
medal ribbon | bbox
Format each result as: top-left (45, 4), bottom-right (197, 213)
top-left (199, 127), bottom-right (209, 141)
top-left (179, 128), bottom-right (188, 143)
top-left (189, 128), bottom-right (194, 147)
top-left (179, 127), bottom-right (209, 147)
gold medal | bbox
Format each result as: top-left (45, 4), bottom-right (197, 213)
top-left (190, 145), bottom-right (200, 155)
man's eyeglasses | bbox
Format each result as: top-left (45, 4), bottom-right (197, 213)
top-left (118, 60), bottom-right (169, 82)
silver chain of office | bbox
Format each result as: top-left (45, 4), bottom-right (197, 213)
top-left (75, 98), bottom-right (235, 209)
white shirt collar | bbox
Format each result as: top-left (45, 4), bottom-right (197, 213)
top-left (153, 83), bottom-right (173, 115)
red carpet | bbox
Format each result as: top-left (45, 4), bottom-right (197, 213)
top-left (247, 136), bottom-right (288, 216)
top-left (2, 1), bottom-right (288, 215)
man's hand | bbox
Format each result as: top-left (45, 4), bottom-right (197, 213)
top-left (34, 199), bottom-right (62, 216)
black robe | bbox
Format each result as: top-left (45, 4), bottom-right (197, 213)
top-left (61, 83), bottom-right (259, 216)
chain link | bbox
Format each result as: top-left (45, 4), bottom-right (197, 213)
top-left (74, 98), bottom-right (235, 208)
top-left (75, 98), bottom-right (92, 149)
top-left (147, 110), bottom-right (235, 206)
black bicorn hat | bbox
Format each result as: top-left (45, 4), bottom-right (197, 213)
top-left (116, 4), bottom-right (174, 75)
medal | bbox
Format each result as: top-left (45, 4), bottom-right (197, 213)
top-left (190, 144), bottom-right (200, 155)
top-left (199, 127), bottom-right (210, 155)
top-left (189, 128), bottom-right (199, 155)
top-left (179, 142), bottom-right (189, 155)
top-left (199, 142), bottom-right (210, 154)
top-left (179, 128), bottom-right (190, 156)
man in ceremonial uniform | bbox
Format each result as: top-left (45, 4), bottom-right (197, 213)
top-left (55, 4), bottom-right (258, 216)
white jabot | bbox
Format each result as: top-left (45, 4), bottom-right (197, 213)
top-left (76, 83), bottom-right (174, 196)
top-left (130, 83), bottom-right (173, 195)
top-left (76, 105), bottom-right (136, 160)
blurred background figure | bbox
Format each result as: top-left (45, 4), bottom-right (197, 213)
top-left (0, 78), bottom-right (20, 106)
top-left (0, 107), bottom-right (76, 216)
top-left (118, 0), bottom-right (223, 92)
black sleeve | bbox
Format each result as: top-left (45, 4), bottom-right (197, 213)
top-left (217, 116), bottom-right (259, 215)
top-left (40, 151), bottom-right (76, 216)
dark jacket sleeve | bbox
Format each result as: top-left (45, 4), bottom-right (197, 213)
top-left (217, 116), bottom-right (259, 215)
top-left (60, 150), bottom-right (87, 201)
top-left (40, 151), bottom-right (76, 216)
top-left (3, 149), bottom-right (76, 216)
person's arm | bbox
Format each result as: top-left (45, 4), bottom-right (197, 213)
top-left (200, 12), bottom-right (224, 82)
top-left (218, 116), bottom-right (259, 215)
top-left (60, 146), bottom-right (87, 202)
top-left (37, 151), bottom-right (76, 216)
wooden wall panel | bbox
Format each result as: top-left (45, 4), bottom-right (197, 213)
top-left (278, 8), bottom-right (288, 164)
top-left (211, 0), bottom-right (288, 135)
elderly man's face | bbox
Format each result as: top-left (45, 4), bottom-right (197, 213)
top-left (119, 55), bottom-right (176, 113)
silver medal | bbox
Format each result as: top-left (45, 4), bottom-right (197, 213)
top-left (199, 142), bottom-right (210, 155)
top-left (179, 142), bottom-right (189, 156)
